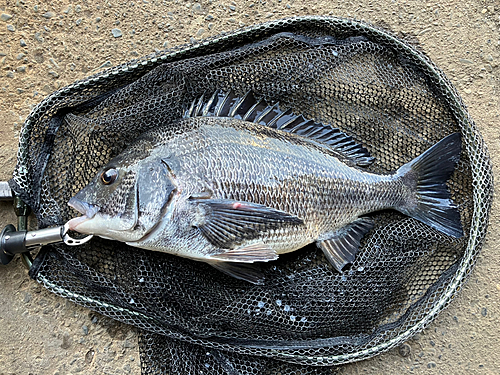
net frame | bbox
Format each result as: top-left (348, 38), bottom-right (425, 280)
top-left (8, 16), bottom-right (492, 368)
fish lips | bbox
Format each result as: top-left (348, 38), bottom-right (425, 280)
top-left (67, 197), bottom-right (100, 231)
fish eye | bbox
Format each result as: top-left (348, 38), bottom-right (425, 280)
top-left (101, 168), bottom-right (118, 185)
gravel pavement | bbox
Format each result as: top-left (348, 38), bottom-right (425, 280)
top-left (0, 1), bottom-right (499, 374)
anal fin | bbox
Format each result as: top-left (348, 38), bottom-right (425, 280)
top-left (317, 218), bottom-right (374, 272)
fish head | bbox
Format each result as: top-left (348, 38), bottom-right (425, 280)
top-left (67, 147), bottom-right (177, 243)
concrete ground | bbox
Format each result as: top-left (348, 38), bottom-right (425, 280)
top-left (0, 0), bottom-right (499, 374)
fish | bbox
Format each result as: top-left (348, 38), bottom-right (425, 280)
top-left (66, 90), bottom-right (463, 284)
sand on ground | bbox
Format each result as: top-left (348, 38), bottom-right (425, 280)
top-left (0, 0), bottom-right (499, 374)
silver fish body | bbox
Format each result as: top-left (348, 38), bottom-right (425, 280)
top-left (131, 118), bottom-right (394, 252)
top-left (68, 91), bottom-right (463, 283)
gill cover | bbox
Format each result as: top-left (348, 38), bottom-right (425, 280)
top-left (135, 159), bottom-right (177, 235)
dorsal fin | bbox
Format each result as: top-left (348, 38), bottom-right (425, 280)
top-left (184, 90), bottom-right (374, 167)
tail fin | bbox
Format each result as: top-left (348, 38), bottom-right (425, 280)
top-left (397, 133), bottom-right (463, 238)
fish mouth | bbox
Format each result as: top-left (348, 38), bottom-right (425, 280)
top-left (67, 197), bottom-right (100, 231)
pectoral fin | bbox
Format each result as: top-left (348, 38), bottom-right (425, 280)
top-left (193, 199), bottom-right (304, 249)
top-left (317, 218), bottom-right (374, 272)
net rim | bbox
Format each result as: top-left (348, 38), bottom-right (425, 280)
top-left (13, 15), bottom-right (491, 365)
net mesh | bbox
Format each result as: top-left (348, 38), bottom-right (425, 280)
top-left (9, 16), bottom-right (492, 373)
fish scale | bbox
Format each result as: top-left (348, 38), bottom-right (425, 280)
top-left (153, 118), bottom-right (398, 245)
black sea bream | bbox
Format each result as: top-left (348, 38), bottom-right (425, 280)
top-left (67, 91), bottom-right (463, 283)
